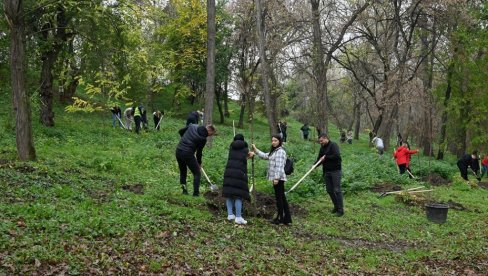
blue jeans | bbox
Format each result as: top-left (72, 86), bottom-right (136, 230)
top-left (481, 165), bottom-right (488, 179)
top-left (226, 198), bottom-right (243, 217)
top-left (112, 113), bottom-right (121, 127)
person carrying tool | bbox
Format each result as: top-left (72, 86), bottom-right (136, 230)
top-left (222, 134), bottom-right (254, 225)
top-left (481, 154), bottom-right (488, 179)
top-left (176, 124), bottom-right (216, 196)
top-left (315, 133), bottom-right (344, 217)
top-left (371, 136), bottom-right (384, 156)
top-left (393, 141), bottom-right (419, 177)
top-left (153, 110), bottom-right (164, 131)
top-left (110, 105), bottom-right (122, 128)
top-left (457, 151), bottom-right (481, 181)
top-left (346, 130), bottom-right (353, 144)
top-left (252, 135), bottom-right (291, 225)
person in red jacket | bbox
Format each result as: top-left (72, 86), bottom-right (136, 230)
top-left (481, 154), bottom-right (488, 179)
top-left (393, 141), bottom-right (419, 176)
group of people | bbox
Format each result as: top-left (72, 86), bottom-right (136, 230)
top-left (110, 105), bottom-right (164, 133)
top-left (175, 120), bottom-right (345, 225)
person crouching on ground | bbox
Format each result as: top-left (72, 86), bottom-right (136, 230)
top-left (393, 141), bottom-right (418, 177)
top-left (252, 135), bottom-right (292, 225)
top-left (176, 124), bottom-right (216, 196)
top-left (222, 134), bottom-right (254, 225)
top-left (316, 133), bottom-right (344, 217)
top-left (457, 151), bottom-right (480, 181)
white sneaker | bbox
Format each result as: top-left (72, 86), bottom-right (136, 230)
top-left (227, 215), bottom-right (236, 221)
top-left (235, 217), bottom-right (247, 225)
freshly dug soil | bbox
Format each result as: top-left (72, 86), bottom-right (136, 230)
top-left (420, 173), bottom-right (450, 186)
top-left (478, 182), bottom-right (488, 189)
top-left (204, 191), bottom-right (307, 219)
top-left (370, 183), bottom-right (402, 193)
top-left (122, 183), bottom-right (144, 194)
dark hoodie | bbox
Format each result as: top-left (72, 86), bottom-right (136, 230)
top-left (222, 137), bottom-right (250, 201)
top-left (176, 125), bottom-right (208, 164)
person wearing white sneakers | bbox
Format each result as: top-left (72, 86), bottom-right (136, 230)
top-left (222, 134), bottom-right (254, 225)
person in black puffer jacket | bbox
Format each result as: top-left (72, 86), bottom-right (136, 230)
top-left (222, 134), bottom-right (254, 225)
top-left (176, 124), bottom-right (216, 196)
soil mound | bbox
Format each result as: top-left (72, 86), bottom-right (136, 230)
top-left (204, 191), bottom-right (307, 219)
top-left (370, 183), bottom-right (401, 193)
top-left (122, 183), bottom-right (144, 194)
top-left (420, 173), bottom-right (450, 186)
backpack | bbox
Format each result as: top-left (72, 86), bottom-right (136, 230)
top-left (284, 157), bottom-right (294, 175)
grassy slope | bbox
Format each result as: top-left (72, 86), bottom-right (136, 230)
top-left (0, 97), bottom-right (487, 274)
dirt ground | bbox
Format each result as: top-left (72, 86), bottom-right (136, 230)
top-left (478, 182), bottom-right (488, 189)
top-left (420, 173), bottom-right (451, 186)
top-left (204, 191), bottom-right (307, 220)
top-left (122, 183), bottom-right (144, 194)
top-left (370, 183), bottom-right (402, 193)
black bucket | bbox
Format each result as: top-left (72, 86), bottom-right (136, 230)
top-left (425, 203), bottom-right (449, 224)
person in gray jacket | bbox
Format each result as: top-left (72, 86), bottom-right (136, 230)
top-left (253, 135), bottom-right (291, 225)
top-left (176, 124), bottom-right (216, 196)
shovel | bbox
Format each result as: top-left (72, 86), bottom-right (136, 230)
top-left (286, 157), bottom-right (324, 194)
top-left (201, 167), bottom-right (218, 192)
top-left (155, 115), bottom-right (164, 130)
top-left (379, 186), bottom-right (427, 198)
top-left (470, 168), bottom-right (481, 182)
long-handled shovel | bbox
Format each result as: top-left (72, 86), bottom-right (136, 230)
top-left (286, 157), bottom-right (324, 194)
top-left (406, 169), bottom-right (416, 179)
top-left (201, 167), bottom-right (218, 192)
top-left (155, 115), bottom-right (164, 130)
top-left (116, 115), bottom-right (127, 130)
top-left (379, 186), bottom-right (427, 198)
top-left (470, 168), bottom-right (481, 182)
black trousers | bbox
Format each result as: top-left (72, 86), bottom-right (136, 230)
top-left (324, 170), bottom-right (344, 213)
top-left (134, 116), bottom-right (142, 134)
top-left (457, 161), bottom-right (468, 180)
top-left (398, 164), bottom-right (407, 174)
top-left (273, 180), bottom-right (292, 224)
top-left (175, 149), bottom-right (201, 195)
top-left (153, 116), bottom-right (161, 130)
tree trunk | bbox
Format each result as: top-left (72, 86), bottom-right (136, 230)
top-left (39, 51), bottom-right (56, 126)
top-left (436, 64), bottom-right (453, 160)
top-left (310, 0), bottom-right (329, 134)
top-left (204, 0), bottom-right (216, 128)
top-left (215, 85), bottom-right (224, 124)
top-left (5, 0), bottom-right (36, 161)
top-left (255, 0), bottom-right (278, 137)
top-left (238, 94), bottom-right (245, 129)
top-left (223, 76), bottom-right (230, 118)
top-left (354, 103), bottom-right (361, 140)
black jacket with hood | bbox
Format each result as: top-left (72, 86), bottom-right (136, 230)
top-left (177, 124), bottom-right (208, 164)
top-left (222, 137), bottom-right (250, 201)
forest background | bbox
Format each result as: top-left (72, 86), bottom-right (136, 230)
top-left (1, 0), bottom-right (487, 274)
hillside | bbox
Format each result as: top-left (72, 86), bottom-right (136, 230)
top-left (0, 102), bottom-right (487, 274)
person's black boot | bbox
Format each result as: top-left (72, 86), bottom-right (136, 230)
top-left (335, 210), bottom-right (344, 217)
top-left (330, 208), bottom-right (338, 214)
top-left (181, 185), bottom-right (188, 195)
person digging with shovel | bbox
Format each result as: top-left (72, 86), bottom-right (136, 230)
top-left (222, 134), bottom-right (254, 225)
top-left (315, 133), bottom-right (344, 217)
top-left (457, 151), bottom-right (480, 182)
top-left (176, 124), bottom-right (216, 196)
top-left (393, 141), bottom-right (419, 178)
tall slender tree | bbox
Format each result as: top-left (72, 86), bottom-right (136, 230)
top-left (4, 0), bottom-right (36, 160)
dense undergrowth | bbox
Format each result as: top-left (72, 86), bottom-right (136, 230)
top-left (1, 95), bottom-right (487, 274)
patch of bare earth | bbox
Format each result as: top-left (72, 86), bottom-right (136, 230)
top-left (204, 191), bottom-right (307, 219)
top-left (421, 173), bottom-right (451, 186)
top-left (370, 183), bottom-right (402, 193)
